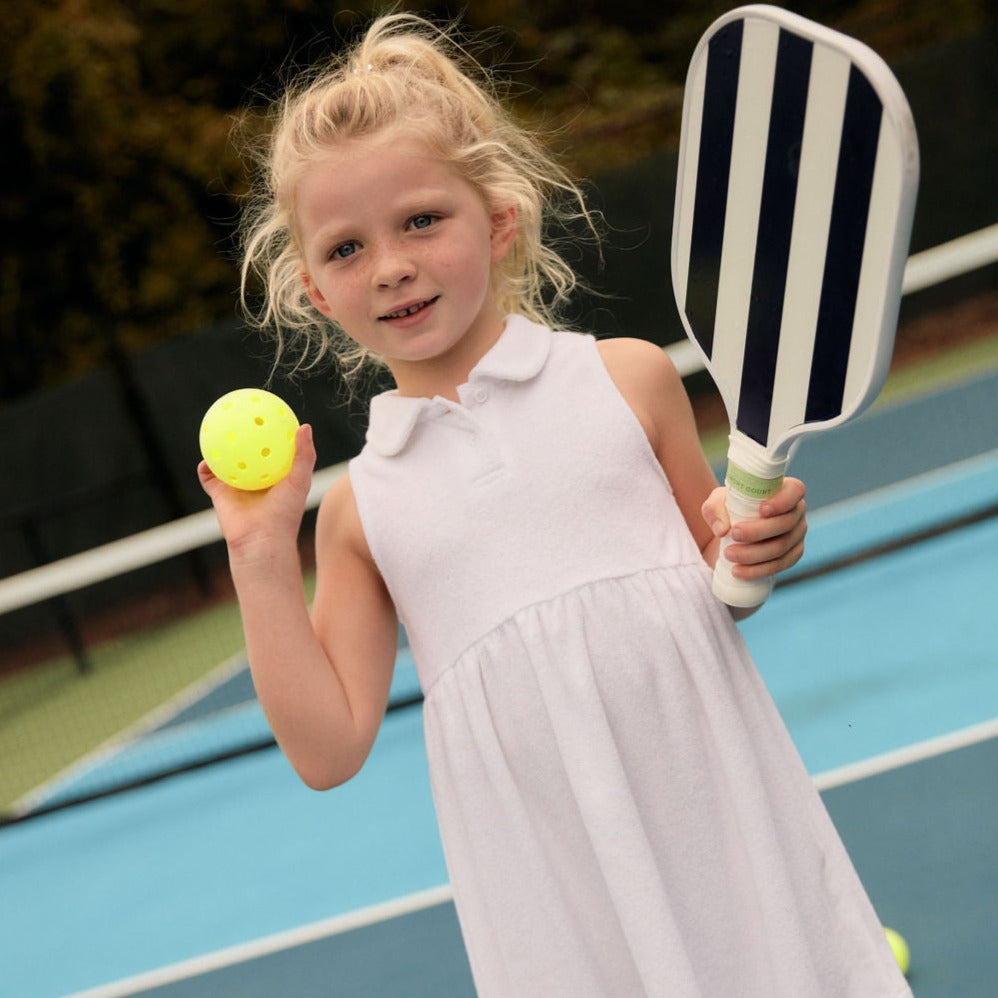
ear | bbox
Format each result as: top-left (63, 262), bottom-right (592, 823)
top-left (489, 204), bottom-right (519, 263)
top-left (302, 271), bottom-right (335, 319)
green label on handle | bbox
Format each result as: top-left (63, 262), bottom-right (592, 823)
top-left (725, 460), bottom-right (784, 500)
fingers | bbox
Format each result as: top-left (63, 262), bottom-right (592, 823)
top-left (730, 501), bottom-right (806, 545)
top-left (712, 477), bottom-right (808, 580)
top-left (758, 476), bottom-right (806, 518)
top-left (287, 424), bottom-right (317, 487)
top-left (701, 486), bottom-right (730, 538)
top-left (198, 458), bottom-right (223, 499)
top-left (726, 477), bottom-right (806, 542)
top-left (726, 514), bottom-right (808, 579)
top-left (197, 424), bottom-right (316, 554)
top-left (199, 425), bottom-right (316, 493)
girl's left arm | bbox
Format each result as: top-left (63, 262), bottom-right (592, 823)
top-left (597, 337), bottom-right (807, 614)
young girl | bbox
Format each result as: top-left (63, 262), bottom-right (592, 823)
top-left (202, 13), bottom-right (910, 997)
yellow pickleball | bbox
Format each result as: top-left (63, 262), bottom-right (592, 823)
top-left (199, 389), bottom-right (299, 490)
top-left (884, 927), bottom-right (911, 976)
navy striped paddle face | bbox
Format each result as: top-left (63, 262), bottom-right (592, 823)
top-left (672, 5), bottom-right (918, 459)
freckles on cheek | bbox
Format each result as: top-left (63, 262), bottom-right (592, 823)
top-left (319, 274), bottom-right (357, 318)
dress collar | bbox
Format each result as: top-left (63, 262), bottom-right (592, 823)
top-left (365, 314), bottom-right (552, 457)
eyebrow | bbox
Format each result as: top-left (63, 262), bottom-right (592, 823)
top-left (393, 186), bottom-right (458, 211)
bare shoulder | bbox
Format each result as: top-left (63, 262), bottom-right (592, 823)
top-left (597, 335), bottom-right (675, 373)
top-left (596, 337), bottom-right (686, 446)
top-left (596, 336), bottom-right (685, 404)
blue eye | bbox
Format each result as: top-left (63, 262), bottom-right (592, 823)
top-left (410, 214), bottom-right (435, 230)
top-left (331, 241), bottom-right (357, 260)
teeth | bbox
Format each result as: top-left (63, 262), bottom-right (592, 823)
top-left (384, 300), bottom-right (429, 319)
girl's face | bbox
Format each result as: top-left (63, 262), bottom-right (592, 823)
top-left (297, 132), bottom-right (517, 396)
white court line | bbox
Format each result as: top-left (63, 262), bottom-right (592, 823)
top-left (64, 718), bottom-right (998, 997)
top-left (8, 650), bottom-right (252, 818)
top-left (813, 716), bottom-right (998, 791)
top-left (63, 883), bottom-right (456, 998)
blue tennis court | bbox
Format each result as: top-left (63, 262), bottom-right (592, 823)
top-left (1, 371), bottom-right (996, 997)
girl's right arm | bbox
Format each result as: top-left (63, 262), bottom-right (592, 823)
top-left (200, 425), bottom-right (398, 790)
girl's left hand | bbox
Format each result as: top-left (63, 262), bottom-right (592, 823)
top-left (702, 477), bottom-right (808, 580)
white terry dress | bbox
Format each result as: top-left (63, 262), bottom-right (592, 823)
top-left (348, 316), bottom-right (910, 998)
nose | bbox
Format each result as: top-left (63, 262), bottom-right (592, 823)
top-left (373, 242), bottom-right (416, 289)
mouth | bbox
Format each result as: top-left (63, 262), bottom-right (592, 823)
top-left (379, 296), bottom-right (439, 321)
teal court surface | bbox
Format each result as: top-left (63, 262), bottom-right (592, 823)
top-left (1, 369), bottom-right (996, 997)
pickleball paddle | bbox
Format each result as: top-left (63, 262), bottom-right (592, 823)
top-left (672, 4), bottom-right (919, 606)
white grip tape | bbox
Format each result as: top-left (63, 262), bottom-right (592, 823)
top-left (711, 448), bottom-right (786, 609)
top-left (712, 487), bottom-right (775, 608)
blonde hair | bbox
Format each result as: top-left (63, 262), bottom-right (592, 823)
top-left (238, 12), bottom-right (596, 379)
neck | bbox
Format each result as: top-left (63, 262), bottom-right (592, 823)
top-left (388, 312), bottom-right (507, 401)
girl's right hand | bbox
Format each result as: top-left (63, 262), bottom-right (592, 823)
top-left (198, 423), bottom-right (317, 563)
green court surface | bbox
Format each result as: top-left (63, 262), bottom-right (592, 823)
top-left (1, 371), bottom-right (996, 998)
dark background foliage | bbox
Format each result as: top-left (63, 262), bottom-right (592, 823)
top-left (2, 0), bottom-right (993, 402)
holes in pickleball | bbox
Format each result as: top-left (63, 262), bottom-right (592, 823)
top-left (261, 448), bottom-right (271, 457)
top-left (254, 416), bottom-right (265, 426)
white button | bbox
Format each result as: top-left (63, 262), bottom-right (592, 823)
top-left (473, 387), bottom-right (489, 404)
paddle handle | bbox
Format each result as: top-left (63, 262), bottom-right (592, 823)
top-left (712, 440), bottom-right (788, 609)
